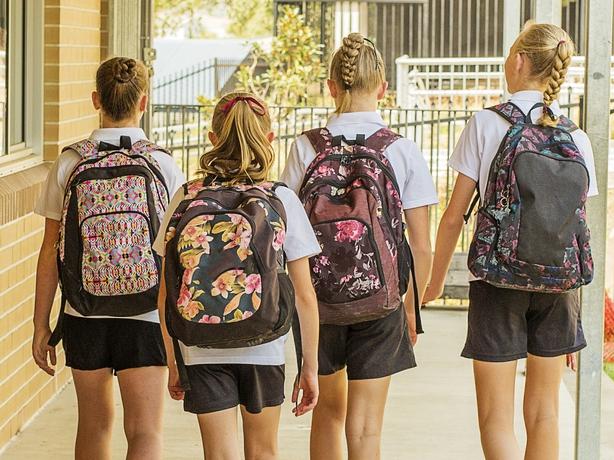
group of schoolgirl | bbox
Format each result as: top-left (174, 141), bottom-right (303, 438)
top-left (32, 22), bottom-right (596, 460)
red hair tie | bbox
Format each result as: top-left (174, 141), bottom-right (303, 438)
top-left (220, 96), bottom-right (266, 116)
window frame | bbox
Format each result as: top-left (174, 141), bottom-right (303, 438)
top-left (0, 0), bottom-right (43, 175)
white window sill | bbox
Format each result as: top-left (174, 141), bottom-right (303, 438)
top-left (0, 150), bottom-right (44, 178)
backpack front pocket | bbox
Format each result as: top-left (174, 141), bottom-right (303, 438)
top-left (311, 218), bottom-right (384, 304)
top-left (177, 213), bottom-right (263, 324)
top-left (81, 212), bottom-right (158, 295)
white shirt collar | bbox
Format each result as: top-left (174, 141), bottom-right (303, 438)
top-left (326, 111), bottom-right (387, 129)
top-left (509, 90), bottom-right (561, 112)
top-left (89, 127), bottom-right (148, 145)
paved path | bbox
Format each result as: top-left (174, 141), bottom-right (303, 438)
top-left (2, 310), bottom-right (613, 459)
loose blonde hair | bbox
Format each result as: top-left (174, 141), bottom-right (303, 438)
top-left (199, 92), bottom-right (274, 184)
top-left (96, 57), bottom-right (149, 121)
top-left (513, 23), bottom-right (575, 127)
top-left (329, 33), bottom-right (386, 114)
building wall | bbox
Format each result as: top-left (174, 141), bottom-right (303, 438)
top-left (0, 0), bottom-right (103, 450)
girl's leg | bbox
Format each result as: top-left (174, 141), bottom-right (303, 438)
top-left (197, 407), bottom-right (241, 460)
top-left (345, 376), bottom-right (391, 460)
top-left (474, 360), bottom-right (522, 460)
top-left (241, 405), bottom-right (282, 460)
top-left (117, 366), bottom-right (166, 460)
top-left (523, 354), bottom-right (565, 460)
top-left (310, 370), bottom-right (348, 460)
top-left (72, 368), bottom-right (114, 460)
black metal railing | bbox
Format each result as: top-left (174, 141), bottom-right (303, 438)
top-left (151, 101), bottom-right (583, 250)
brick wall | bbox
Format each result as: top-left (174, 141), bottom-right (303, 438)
top-left (0, 0), bottom-right (102, 450)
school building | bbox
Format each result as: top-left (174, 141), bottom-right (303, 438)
top-left (0, 0), bottom-right (613, 459)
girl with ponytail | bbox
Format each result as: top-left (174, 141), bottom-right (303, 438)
top-left (154, 92), bottom-right (320, 459)
top-left (282, 33), bottom-right (438, 459)
top-left (424, 23), bottom-right (598, 459)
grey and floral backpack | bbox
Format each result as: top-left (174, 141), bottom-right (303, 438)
top-left (49, 136), bottom-right (170, 346)
top-left (163, 179), bottom-right (294, 357)
top-left (467, 102), bottom-right (593, 292)
top-left (299, 128), bottom-right (421, 328)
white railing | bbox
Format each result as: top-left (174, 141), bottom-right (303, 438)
top-left (395, 56), bottom-right (614, 109)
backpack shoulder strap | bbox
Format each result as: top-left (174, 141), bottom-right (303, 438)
top-left (364, 127), bottom-right (402, 154)
top-left (62, 139), bottom-right (98, 158)
top-left (302, 128), bottom-right (334, 154)
top-left (557, 115), bottom-right (579, 132)
top-left (131, 139), bottom-right (171, 156)
top-left (486, 102), bottom-right (527, 125)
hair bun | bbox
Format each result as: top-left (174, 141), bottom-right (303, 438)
top-left (113, 58), bottom-right (137, 83)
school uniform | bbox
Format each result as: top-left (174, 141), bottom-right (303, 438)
top-left (35, 127), bottom-right (185, 372)
top-left (282, 111), bottom-right (439, 380)
top-left (449, 90), bottom-right (598, 362)
top-left (153, 185), bottom-right (321, 414)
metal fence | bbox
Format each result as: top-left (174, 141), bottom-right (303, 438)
top-left (152, 58), bottom-right (266, 105)
top-left (151, 100), bottom-right (582, 249)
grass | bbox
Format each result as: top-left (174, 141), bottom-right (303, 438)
top-left (605, 362), bottom-right (614, 382)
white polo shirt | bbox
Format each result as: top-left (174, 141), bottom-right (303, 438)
top-left (281, 111), bottom-right (439, 210)
top-left (35, 127), bottom-right (186, 323)
top-left (449, 90), bottom-right (599, 198)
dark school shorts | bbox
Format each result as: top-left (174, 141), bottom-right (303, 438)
top-left (62, 314), bottom-right (167, 373)
top-left (462, 280), bottom-right (587, 362)
top-left (183, 364), bottom-right (285, 415)
top-left (318, 305), bottom-right (416, 380)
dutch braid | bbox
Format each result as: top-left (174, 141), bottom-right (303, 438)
top-left (340, 33), bottom-right (365, 89)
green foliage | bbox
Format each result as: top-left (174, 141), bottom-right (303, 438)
top-left (235, 6), bottom-right (325, 106)
top-left (154, 0), bottom-right (218, 39)
top-left (227, 0), bottom-right (273, 38)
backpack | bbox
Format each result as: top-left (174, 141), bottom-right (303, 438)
top-left (163, 179), bottom-right (294, 355)
top-left (467, 102), bottom-right (593, 292)
top-left (299, 127), bottom-right (421, 327)
top-left (55, 136), bottom-right (170, 324)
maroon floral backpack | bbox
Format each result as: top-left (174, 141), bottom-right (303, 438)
top-left (299, 128), bottom-right (421, 328)
top-left (163, 179), bottom-right (294, 360)
top-left (467, 102), bottom-right (593, 292)
top-left (49, 136), bottom-right (170, 346)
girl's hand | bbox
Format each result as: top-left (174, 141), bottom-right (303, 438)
top-left (566, 353), bottom-right (577, 372)
top-left (422, 282), bottom-right (444, 304)
top-left (32, 327), bottom-right (56, 376)
top-left (292, 366), bottom-right (319, 417)
top-left (404, 304), bottom-right (418, 346)
top-left (167, 363), bottom-right (185, 400)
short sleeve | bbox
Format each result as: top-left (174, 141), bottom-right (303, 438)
top-left (396, 139), bottom-right (439, 209)
top-left (280, 140), bottom-right (306, 193)
top-left (449, 114), bottom-right (481, 182)
top-left (34, 150), bottom-right (80, 221)
top-left (274, 186), bottom-right (321, 261)
top-left (152, 151), bottom-right (186, 197)
top-left (153, 187), bottom-right (186, 256)
top-left (570, 130), bottom-right (599, 197)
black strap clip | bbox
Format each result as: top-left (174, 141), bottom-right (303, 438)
top-left (98, 135), bottom-right (132, 152)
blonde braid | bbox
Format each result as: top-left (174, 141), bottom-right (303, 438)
top-left (340, 33), bottom-right (364, 89)
top-left (544, 43), bottom-right (572, 107)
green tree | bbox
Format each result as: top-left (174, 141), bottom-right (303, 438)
top-left (154, 0), bottom-right (218, 38)
top-left (235, 6), bottom-right (324, 106)
top-left (227, 0), bottom-right (273, 38)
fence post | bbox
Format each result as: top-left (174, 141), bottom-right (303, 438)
top-left (532, 0), bottom-right (562, 25)
top-left (213, 58), bottom-right (220, 97)
top-left (576, 0), bottom-right (613, 458)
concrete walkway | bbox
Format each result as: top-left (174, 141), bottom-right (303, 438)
top-left (2, 309), bottom-right (613, 459)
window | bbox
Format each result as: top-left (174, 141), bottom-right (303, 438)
top-left (0, 0), bottom-right (42, 162)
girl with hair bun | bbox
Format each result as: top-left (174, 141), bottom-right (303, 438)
top-left (32, 57), bottom-right (185, 459)
top-left (425, 23), bottom-right (598, 459)
top-left (283, 33), bottom-right (438, 459)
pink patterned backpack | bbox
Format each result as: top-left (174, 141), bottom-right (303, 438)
top-left (299, 128), bottom-right (421, 328)
top-left (50, 136), bottom-right (170, 344)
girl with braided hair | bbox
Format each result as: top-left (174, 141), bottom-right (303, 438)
top-left (282, 33), bottom-right (438, 459)
top-left (424, 23), bottom-right (598, 460)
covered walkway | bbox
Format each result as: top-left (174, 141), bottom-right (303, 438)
top-left (3, 310), bottom-right (614, 459)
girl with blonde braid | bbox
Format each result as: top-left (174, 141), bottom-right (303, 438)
top-left (283, 33), bottom-right (437, 459)
top-left (424, 24), bottom-right (598, 460)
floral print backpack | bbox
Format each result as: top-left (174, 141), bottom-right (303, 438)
top-left (49, 136), bottom-right (170, 346)
top-left (299, 128), bottom-right (421, 328)
top-left (163, 179), bottom-right (294, 356)
top-left (467, 102), bottom-right (593, 292)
